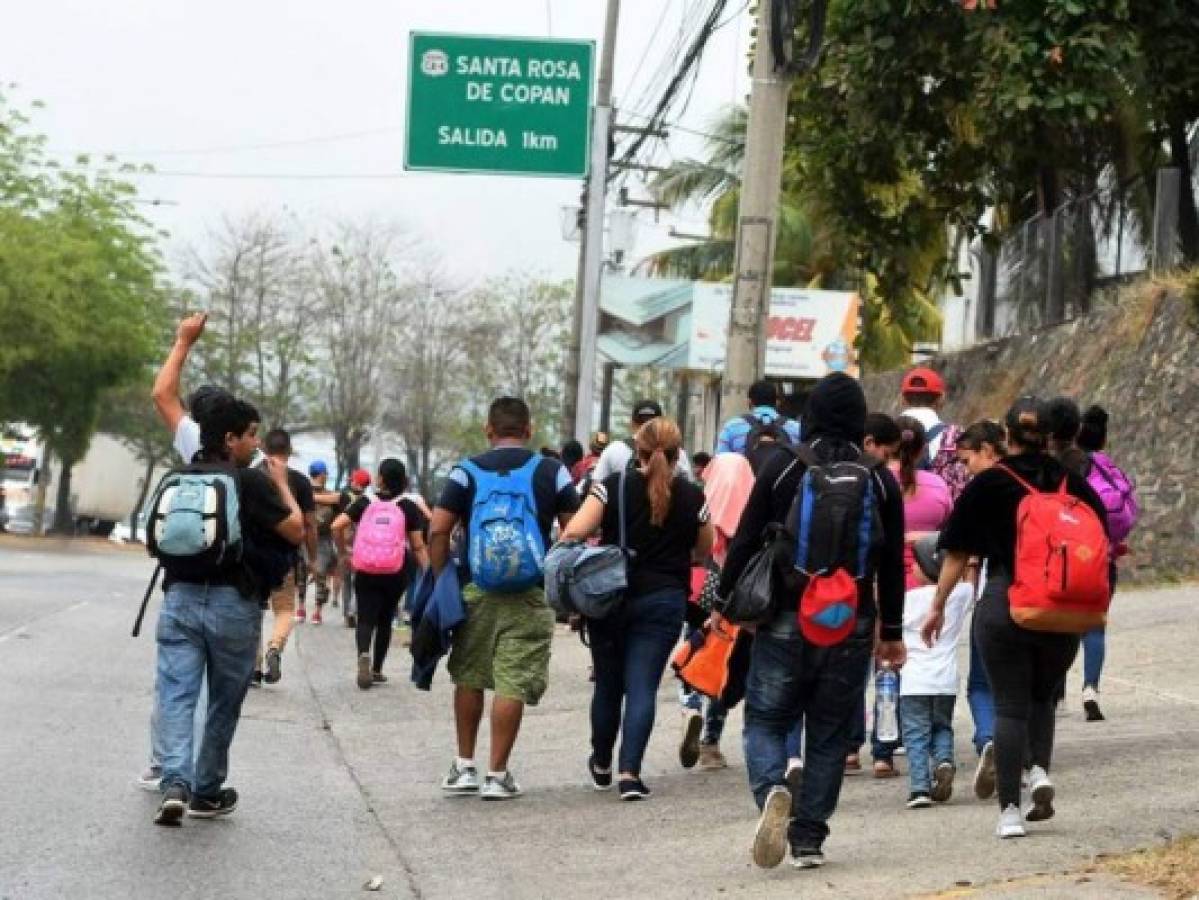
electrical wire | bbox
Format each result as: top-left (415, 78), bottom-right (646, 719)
top-left (54, 126), bottom-right (404, 159)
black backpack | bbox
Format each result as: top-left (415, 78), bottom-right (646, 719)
top-left (783, 444), bottom-right (885, 578)
top-left (743, 413), bottom-right (796, 475)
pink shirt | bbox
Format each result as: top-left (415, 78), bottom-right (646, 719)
top-left (894, 467), bottom-right (953, 588)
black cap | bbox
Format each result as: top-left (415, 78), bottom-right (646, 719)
top-left (913, 533), bottom-right (943, 584)
top-left (631, 399), bottom-right (663, 423)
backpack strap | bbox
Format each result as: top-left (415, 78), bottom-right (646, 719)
top-left (926, 422), bottom-right (946, 444)
top-left (617, 465), bottom-right (628, 554)
top-left (132, 564), bottom-right (163, 638)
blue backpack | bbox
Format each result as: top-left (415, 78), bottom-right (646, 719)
top-left (460, 455), bottom-right (546, 593)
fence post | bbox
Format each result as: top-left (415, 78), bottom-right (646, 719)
top-left (1152, 167), bottom-right (1181, 273)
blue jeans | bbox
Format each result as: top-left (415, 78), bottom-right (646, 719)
top-left (589, 588), bottom-right (686, 775)
top-left (150, 674), bottom-right (207, 769)
top-left (743, 605), bottom-right (874, 850)
top-left (1082, 627), bottom-right (1105, 688)
top-left (967, 624), bottom-right (995, 755)
top-left (899, 695), bottom-right (955, 794)
top-left (155, 582), bottom-right (261, 798)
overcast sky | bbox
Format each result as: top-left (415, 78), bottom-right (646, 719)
top-left (3, 0), bottom-right (750, 284)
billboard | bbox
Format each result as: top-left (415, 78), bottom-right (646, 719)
top-left (689, 285), bottom-right (860, 378)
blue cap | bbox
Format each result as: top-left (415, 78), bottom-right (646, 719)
top-left (308, 460), bottom-right (328, 477)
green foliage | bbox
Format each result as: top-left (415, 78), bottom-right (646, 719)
top-left (0, 90), bottom-right (165, 527)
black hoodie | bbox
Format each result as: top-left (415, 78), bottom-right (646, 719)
top-left (718, 374), bottom-right (906, 641)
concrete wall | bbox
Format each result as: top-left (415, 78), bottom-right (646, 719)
top-left (862, 280), bottom-right (1199, 584)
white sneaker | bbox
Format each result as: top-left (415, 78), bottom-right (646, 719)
top-left (751, 785), bottom-right (792, 869)
top-left (440, 761), bottom-right (480, 794)
top-left (1025, 765), bottom-right (1055, 822)
top-left (996, 804), bottom-right (1026, 839)
top-left (973, 741), bottom-right (996, 800)
top-left (136, 766), bottom-right (163, 793)
top-left (480, 771), bottom-right (522, 800)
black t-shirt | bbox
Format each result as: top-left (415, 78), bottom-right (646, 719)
top-left (938, 451), bottom-right (1107, 578)
top-left (592, 470), bottom-right (710, 596)
top-left (437, 445), bottom-right (580, 544)
top-left (257, 465), bottom-right (314, 565)
top-left (344, 491), bottom-right (428, 591)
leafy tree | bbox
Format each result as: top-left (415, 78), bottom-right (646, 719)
top-left (0, 90), bottom-right (164, 531)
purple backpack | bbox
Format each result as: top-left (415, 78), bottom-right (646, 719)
top-left (1086, 452), bottom-right (1139, 544)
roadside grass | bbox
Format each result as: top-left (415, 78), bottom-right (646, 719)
top-left (1097, 836), bottom-right (1199, 899)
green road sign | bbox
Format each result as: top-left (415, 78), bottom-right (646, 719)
top-left (405, 32), bottom-right (594, 178)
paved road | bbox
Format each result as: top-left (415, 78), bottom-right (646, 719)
top-left (1, 543), bottom-right (1197, 899)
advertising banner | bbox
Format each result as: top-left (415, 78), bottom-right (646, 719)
top-left (689, 284), bottom-right (859, 378)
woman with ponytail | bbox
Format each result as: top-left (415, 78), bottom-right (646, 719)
top-left (560, 416), bottom-right (714, 800)
top-left (893, 416), bottom-right (953, 588)
top-left (921, 397), bottom-right (1107, 840)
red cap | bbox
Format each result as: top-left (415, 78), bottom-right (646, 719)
top-left (350, 469), bottom-right (371, 489)
top-left (901, 367), bottom-right (945, 397)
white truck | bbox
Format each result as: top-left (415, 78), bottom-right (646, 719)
top-left (1, 424), bottom-right (165, 538)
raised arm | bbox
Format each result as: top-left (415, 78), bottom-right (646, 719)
top-left (152, 313), bottom-right (207, 432)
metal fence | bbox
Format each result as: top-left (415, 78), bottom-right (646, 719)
top-left (975, 167), bottom-right (1185, 340)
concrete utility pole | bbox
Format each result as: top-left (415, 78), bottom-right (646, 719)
top-left (719, 0), bottom-right (793, 420)
top-left (563, 0), bottom-right (620, 444)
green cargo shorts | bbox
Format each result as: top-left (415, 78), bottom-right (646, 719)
top-left (447, 584), bottom-right (556, 705)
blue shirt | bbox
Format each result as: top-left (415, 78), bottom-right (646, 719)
top-left (715, 406), bottom-right (802, 454)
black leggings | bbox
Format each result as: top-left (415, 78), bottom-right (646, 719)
top-left (974, 575), bottom-right (1080, 809)
top-left (353, 575), bottom-right (404, 673)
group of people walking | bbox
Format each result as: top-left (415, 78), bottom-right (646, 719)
top-left (137, 314), bottom-right (1138, 877)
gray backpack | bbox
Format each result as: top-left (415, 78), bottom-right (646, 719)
top-left (543, 468), bottom-right (631, 620)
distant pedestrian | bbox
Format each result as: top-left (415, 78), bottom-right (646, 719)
top-left (899, 367), bottom-right (969, 499)
top-left (1075, 404), bottom-right (1139, 723)
top-left (429, 397), bottom-right (580, 800)
top-left (593, 401), bottom-right (692, 483)
top-left (560, 417), bottom-right (714, 799)
top-left (715, 379), bottom-right (800, 473)
top-left (304, 461), bottom-right (340, 621)
top-left (331, 459), bottom-right (429, 689)
top-left (691, 450), bottom-right (712, 481)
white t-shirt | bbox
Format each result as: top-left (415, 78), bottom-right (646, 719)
top-left (899, 582), bottom-right (974, 697)
top-left (174, 416), bottom-right (201, 464)
top-left (900, 406), bottom-right (945, 460)
top-left (592, 438), bottom-right (692, 484)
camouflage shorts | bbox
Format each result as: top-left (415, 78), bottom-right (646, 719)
top-left (447, 583), bottom-right (555, 705)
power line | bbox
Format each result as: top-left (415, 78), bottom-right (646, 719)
top-left (619, 0), bottom-right (675, 102)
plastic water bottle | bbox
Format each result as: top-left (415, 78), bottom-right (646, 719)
top-left (875, 664), bottom-right (900, 743)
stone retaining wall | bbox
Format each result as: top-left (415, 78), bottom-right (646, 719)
top-left (861, 281), bottom-right (1199, 584)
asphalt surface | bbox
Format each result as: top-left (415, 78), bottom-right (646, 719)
top-left (1, 542), bottom-right (1197, 899)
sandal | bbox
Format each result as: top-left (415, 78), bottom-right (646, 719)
top-left (873, 760), bottom-right (898, 778)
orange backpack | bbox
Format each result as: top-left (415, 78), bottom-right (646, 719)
top-left (999, 465), bottom-right (1111, 633)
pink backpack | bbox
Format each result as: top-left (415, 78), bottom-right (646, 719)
top-left (1086, 452), bottom-right (1139, 545)
top-left (926, 423), bottom-right (970, 501)
top-left (351, 499), bottom-right (407, 575)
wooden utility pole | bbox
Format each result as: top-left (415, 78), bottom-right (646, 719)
top-left (719, 0), bottom-right (794, 419)
top-left (563, 0), bottom-right (620, 443)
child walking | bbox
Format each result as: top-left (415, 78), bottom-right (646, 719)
top-left (900, 535), bottom-right (973, 808)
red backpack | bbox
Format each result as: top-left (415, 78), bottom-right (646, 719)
top-left (999, 465), bottom-right (1111, 633)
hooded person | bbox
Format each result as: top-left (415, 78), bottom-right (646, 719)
top-left (717, 372), bottom-right (907, 871)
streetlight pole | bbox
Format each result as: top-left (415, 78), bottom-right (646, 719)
top-left (719, 0), bottom-right (793, 419)
top-left (563, 0), bottom-right (620, 444)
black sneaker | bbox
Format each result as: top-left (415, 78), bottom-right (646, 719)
top-left (618, 777), bottom-right (650, 801)
top-left (906, 791), bottom-right (933, 809)
top-left (154, 784), bottom-right (188, 826)
top-left (790, 847), bottom-right (825, 869)
top-left (588, 755), bottom-right (613, 791)
top-left (264, 647), bottom-right (282, 684)
top-left (188, 787), bottom-right (239, 818)
top-left (679, 710), bottom-right (703, 769)
top-left (250, 670), bottom-right (263, 688)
